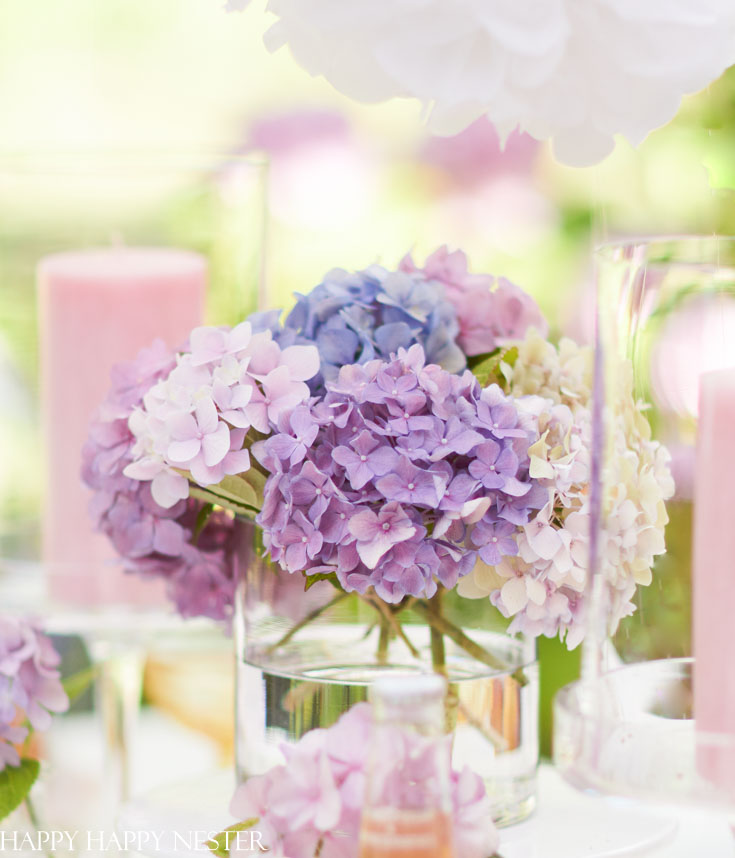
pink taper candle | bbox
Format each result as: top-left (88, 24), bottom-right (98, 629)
top-left (693, 367), bottom-right (735, 785)
top-left (38, 248), bottom-right (206, 605)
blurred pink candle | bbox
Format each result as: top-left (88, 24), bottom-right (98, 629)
top-left (38, 248), bottom-right (206, 605)
top-left (693, 367), bottom-right (735, 784)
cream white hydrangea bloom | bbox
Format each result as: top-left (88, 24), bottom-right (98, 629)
top-left (458, 330), bottom-right (674, 647)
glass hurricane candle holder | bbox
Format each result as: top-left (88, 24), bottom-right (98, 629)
top-left (554, 236), bottom-right (735, 820)
top-left (0, 150), bottom-right (267, 830)
top-left (0, 150), bottom-right (267, 574)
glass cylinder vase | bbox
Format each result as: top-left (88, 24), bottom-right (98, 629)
top-left (0, 150), bottom-right (267, 828)
top-left (0, 150), bottom-right (268, 579)
top-left (233, 523), bottom-right (539, 827)
top-left (554, 236), bottom-right (735, 815)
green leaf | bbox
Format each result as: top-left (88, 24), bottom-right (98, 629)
top-left (499, 345), bottom-right (519, 374)
top-left (0, 759), bottom-right (40, 823)
top-left (188, 487), bottom-right (257, 519)
top-left (207, 819), bottom-right (259, 857)
top-left (304, 572), bottom-right (339, 591)
top-left (466, 350), bottom-right (499, 371)
top-left (217, 474), bottom-right (261, 509)
top-left (62, 665), bottom-right (99, 704)
top-left (176, 466), bottom-right (263, 520)
top-left (471, 345), bottom-right (519, 388)
top-left (242, 467), bottom-right (267, 496)
top-left (469, 349), bottom-right (503, 387)
top-left (193, 503), bottom-right (215, 543)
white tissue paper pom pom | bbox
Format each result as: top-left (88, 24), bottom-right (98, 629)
top-left (255, 0), bottom-right (735, 166)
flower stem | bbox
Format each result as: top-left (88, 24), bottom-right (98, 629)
top-left (361, 621), bottom-right (378, 641)
top-left (457, 700), bottom-right (508, 753)
top-left (25, 797), bottom-right (55, 858)
top-left (393, 596), bottom-right (418, 616)
top-left (427, 591), bottom-right (447, 677)
top-left (265, 593), bottom-right (349, 655)
top-left (366, 596), bottom-right (421, 659)
top-left (426, 592), bottom-right (460, 734)
top-left (377, 617), bottom-right (390, 665)
top-left (412, 601), bottom-right (528, 687)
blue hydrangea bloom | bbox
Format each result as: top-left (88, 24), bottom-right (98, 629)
top-left (249, 265), bottom-right (466, 392)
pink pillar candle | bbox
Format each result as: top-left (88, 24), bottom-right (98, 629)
top-left (693, 366), bottom-right (735, 787)
top-left (38, 248), bottom-right (206, 606)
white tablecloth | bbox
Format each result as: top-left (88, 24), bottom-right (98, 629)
top-left (118, 764), bottom-right (735, 858)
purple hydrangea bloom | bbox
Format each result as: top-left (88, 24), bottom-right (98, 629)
top-left (332, 430), bottom-right (397, 489)
top-left (0, 617), bottom-right (69, 770)
top-left (468, 439), bottom-right (520, 491)
top-left (82, 340), bottom-right (239, 622)
top-left (255, 345), bottom-right (542, 603)
top-left (471, 518), bottom-right (519, 566)
top-left (249, 265), bottom-right (466, 393)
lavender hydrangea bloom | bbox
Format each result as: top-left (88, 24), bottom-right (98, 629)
top-left (0, 618), bottom-right (69, 771)
top-left (82, 340), bottom-right (239, 621)
top-left (249, 265), bottom-right (466, 393)
top-left (255, 345), bottom-right (542, 603)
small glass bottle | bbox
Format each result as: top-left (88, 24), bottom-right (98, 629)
top-left (359, 674), bottom-right (455, 858)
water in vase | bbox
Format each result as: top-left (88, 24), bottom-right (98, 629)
top-left (235, 624), bottom-right (538, 826)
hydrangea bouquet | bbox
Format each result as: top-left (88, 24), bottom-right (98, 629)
top-left (82, 245), bottom-right (674, 835)
top-left (84, 247), bottom-right (672, 662)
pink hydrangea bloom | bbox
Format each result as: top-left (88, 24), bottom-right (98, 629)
top-left (229, 702), bottom-right (499, 858)
top-left (0, 617), bottom-right (69, 771)
top-left (124, 325), bottom-right (318, 499)
top-left (401, 246), bottom-right (547, 356)
top-left (82, 340), bottom-right (240, 621)
top-left (84, 327), bottom-right (319, 622)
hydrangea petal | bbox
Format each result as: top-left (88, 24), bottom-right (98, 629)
top-left (501, 576), bottom-right (529, 615)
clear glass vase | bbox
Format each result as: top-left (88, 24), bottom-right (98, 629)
top-left (0, 150), bottom-right (267, 571)
top-left (554, 236), bottom-right (735, 820)
top-left (0, 150), bottom-right (267, 829)
top-left (233, 523), bottom-right (539, 827)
